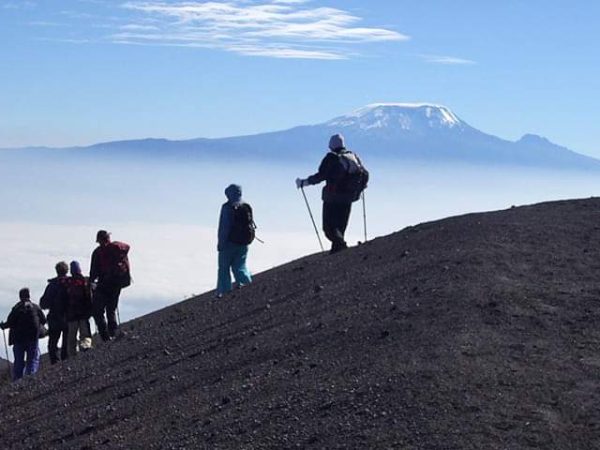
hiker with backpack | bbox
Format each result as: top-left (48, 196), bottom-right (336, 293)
top-left (40, 261), bottom-right (70, 364)
top-left (296, 133), bottom-right (369, 254)
top-left (0, 288), bottom-right (46, 381)
top-left (216, 184), bottom-right (254, 298)
top-left (90, 230), bottom-right (131, 341)
top-left (66, 261), bottom-right (93, 356)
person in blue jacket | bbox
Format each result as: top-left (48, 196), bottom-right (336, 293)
top-left (216, 184), bottom-right (254, 298)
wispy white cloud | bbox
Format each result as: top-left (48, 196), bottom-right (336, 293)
top-left (108, 0), bottom-right (408, 59)
top-left (421, 54), bottom-right (476, 65)
top-left (119, 23), bottom-right (160, 31)
top-left (27, 20), bottom-right (64, 27)
top-left (2, 1), bottom-right (36, 9)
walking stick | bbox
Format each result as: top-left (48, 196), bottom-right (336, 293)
top-left (361, 191), bottom-right (368, 243)
top-left (2, 329), bottom-right (11, 382)
top-left (116, 306), bottom-right (121, 327)
top-left (300, 186), bottom-right (324, 252)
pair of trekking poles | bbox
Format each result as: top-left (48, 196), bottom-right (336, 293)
top-left (300, 186), bottom-right (368, 252)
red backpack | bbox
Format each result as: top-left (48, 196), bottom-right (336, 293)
top-left (108, 241), bottom-right (132, 288)
top-left (67, 276), bottom-right (92, 319)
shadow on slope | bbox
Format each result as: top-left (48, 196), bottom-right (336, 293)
top-left (1, 198), bottom-right (600, 449)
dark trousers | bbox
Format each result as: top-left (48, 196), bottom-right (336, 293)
top-left (93, 285), bottom-right (121, 341)
top-left (323, 201), bottom-right (352, 253)
top-left (48, 327), bottom-right (68, 364)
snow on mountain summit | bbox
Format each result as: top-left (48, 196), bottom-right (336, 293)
top-left (327, 103), bottom-right (465, 132)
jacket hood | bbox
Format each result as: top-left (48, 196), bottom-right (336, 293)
top-left (225, 184), bottom-right (242, 203)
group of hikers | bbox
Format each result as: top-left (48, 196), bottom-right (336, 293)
top-left (1, 133), bottom-right (368, 382)
top-left (1, 231), bottom-right (131, 381)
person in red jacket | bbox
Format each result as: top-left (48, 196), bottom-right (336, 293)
top-left (66, 261), bottom-right (93, 356)
top-left (89, 230), bottom-right (131, 341)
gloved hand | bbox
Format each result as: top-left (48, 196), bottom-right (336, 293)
top-left (0, 321), bottom-right (7, 330)
top-left (295, 178), bottom-right (307, 189)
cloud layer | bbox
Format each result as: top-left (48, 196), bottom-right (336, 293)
top-left (420, 54), bottom-right (476, 65)
top-left (0, 222), bottom-right (318, 325)
top-left (111, 0), bottom-right (408, 59)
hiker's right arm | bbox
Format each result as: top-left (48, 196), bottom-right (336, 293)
top-left (306, 153), bottom-right (336, 185)
top-left (3, 309), bottom-right (16, 329)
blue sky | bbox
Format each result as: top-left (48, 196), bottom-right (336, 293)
top-left (1, 0), bottom-right (599, 157)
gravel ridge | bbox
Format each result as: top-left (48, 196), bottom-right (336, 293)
top-left (1, 198), bottom-right (600, 449)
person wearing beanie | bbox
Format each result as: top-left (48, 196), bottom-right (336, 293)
top-left (40, 261), bottom-right (70, 364)
top-left (65, 261), bottom-right (93, 357)
top-left (216, 184), bottom-right (254, 297)
top-left (0, 288), bottom-right (46, 381)
top-left (296, 133), bottom-right (369, 254)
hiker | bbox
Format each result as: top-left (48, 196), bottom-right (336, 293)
top-left (66, 261), bottom-right (93, 357)
top-left (0, 288), bottom-right (46, 381)
top-left (90, 230), bottom-right (131, 341)
top-left (216, 184), bottom-right (254, 298)
top-left (296, 133), bottom-right (369, 254)
top-left (40, 261), bottom-right (70, 364)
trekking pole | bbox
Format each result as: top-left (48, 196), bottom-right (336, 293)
top-left (362, 191), bottom-right (368, 243)
top-left (300, 186), bottom-right (324, 252)
top-left (2, 329), bottom-right (11, 382)
top-left (116, 306), bottom-right (121, 327)
top-left (255, 236), bottom-right (265, 244)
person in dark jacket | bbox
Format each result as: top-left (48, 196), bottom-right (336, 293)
top-left (0, 288), bottom-right (46, 381)
top-left (66, 261), bottom-right (93, 357)
top-left (216, 184), bottom-right (253, 297)
top-left (90, 230), bottom-right (130, 341)
top-left (296, 134), bottom-right (368, 254)
top-left (40, 261), bottom-right (70, 364)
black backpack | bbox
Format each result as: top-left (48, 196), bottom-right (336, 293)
top-left (229, 203), bottom-right (256, 245)
top-left (336, 151), bottom-right (369, 202)
top-left (13, 302), bottom-right (42, 339)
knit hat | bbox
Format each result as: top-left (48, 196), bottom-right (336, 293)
top-left (225, 184), bottom-right (242, 203)
top-left (19, 288), bottom-right (30, 301)
top-left (328, 134), bottom-right (345, 151)
top-left (70, 260), bottom-right (82, 275)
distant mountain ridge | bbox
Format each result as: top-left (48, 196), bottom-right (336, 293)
top-left (3, 103), bottom-right (599, 169)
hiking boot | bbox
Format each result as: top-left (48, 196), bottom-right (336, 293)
top-left (329, 241), bottom-right (348, 255)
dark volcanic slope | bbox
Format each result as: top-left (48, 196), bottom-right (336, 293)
top-left (2, 199), bottom-right (600, 449)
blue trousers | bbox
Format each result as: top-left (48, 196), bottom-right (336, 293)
top-left (217, 243), bottom-right (252, 295)
top-left (13, 340), bottom-right (40, 381)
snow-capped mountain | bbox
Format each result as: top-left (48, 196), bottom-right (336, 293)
top-left (3, 103), bottom-right (599, 170)
top-left (327, 103), bottom-right (465, 132)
